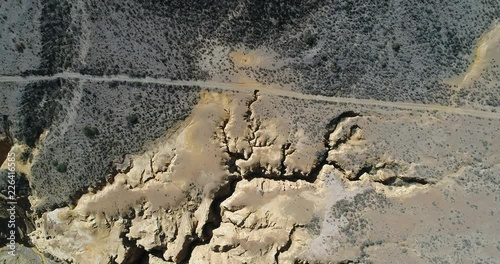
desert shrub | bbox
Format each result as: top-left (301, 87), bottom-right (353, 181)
top-left (126, 114), bottom-right (139, 126)
top-left (56, 162), bottom-right (67, 173)
top-left (83, 125), bottom-right (99, 138)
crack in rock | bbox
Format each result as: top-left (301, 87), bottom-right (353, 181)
top-left (322, 111), bottom-right (432, 188)
top-left (376, 175), bottom-right (431, 186)
top-left (183, 110), bottom-right (370, 262)
top-left (183, 175), bottom-right (241, 263)
top-left (274, 224), bottom-right (301, 263)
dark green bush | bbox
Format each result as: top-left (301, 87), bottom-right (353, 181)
top-left (56, 162), bottom-right (67, 173)
top-left (127, 114), bottom-right (139, 126)
top-left (83, 125), bottom-right (99, 138)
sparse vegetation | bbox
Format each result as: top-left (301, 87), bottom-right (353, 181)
top-left (1, 1), bottom-right (499, 262)
top-left (18, 80), bottom-right (64, 147)
top-left (392, 42), bottom-right (401, 53)
top-left (23, 81), bottom-right (200, 210)
top-left (20, 149), bottom-right (31, 163)
top-left (15, 42), bottom-right (26, 53)
top-left (305, 215), bottom-right (321, 235)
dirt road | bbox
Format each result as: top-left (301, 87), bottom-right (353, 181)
top-left (1, 72), bottom-right (499, 119)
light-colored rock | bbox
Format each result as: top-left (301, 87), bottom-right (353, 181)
top-left (189, 177), bottom-right (327, 263)
top-left (26, 90), bottom-right (500, 264)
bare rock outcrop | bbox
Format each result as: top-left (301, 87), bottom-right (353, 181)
top-left (24, 90), bottom-right (500, 264)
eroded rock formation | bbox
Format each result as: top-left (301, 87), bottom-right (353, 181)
top-left (17, 89), bottom-right (500, 263)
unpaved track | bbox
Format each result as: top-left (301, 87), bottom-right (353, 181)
top-left (1, 72), bottom-right (499, 119)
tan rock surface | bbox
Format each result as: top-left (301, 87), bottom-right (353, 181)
top-left (25, 89), bottom-right (500, 263)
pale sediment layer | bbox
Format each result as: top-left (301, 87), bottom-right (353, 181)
top-left (24, 89), bottom-right (500, 263)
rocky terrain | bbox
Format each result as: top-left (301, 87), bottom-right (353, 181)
top-left (1, 83), bottom-right (499, 263)
top-left (0, 0), bottom-right (499, 264)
